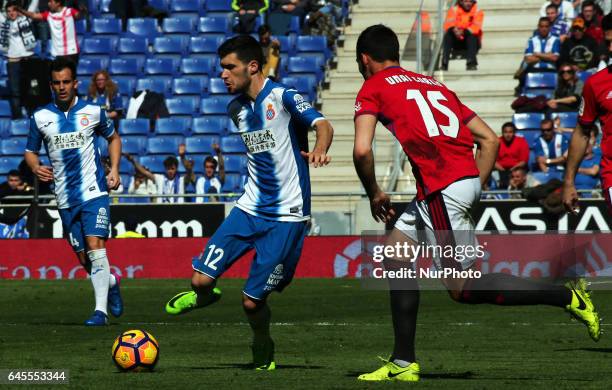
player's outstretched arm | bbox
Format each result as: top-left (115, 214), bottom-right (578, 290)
top-left (466, 116), bottom-right (499, 186)
top-left (106, 132), bottom-right (122, 190)
top-left (123, 152), bottom-right (155, 182)
top-left (24, 151), bottom-right (53, 182)
top-left (562, 123), bottom-right (590, 214)
top-left (16, 7), bottom-right (43, 20)
top-left (301, 119), bottom-right (333, 168)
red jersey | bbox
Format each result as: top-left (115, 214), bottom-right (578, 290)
top-left (578, 65), bottom-right (612, 190)
top-left (497, 135), bottom-right (530, 170)
top-left (354, 66), bottom-right (479, 200)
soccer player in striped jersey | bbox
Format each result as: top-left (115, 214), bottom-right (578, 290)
top-left (165, 35), bottom-right (334, 370)
top-left (24, 58), bottom-right (123, 326)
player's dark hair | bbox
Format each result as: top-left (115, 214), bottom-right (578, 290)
top-left (540, 118), bottom-right (554, 128)
top-left (258, 24), bottom-right (271, 36)
top-left (356, 24), bottom-right (400, 63)
top-left (545, 3), bottom-right (558, 11)
top-left (538, 16), bottom-right (551, 26)
top-left (511, 166), bottom-right (527, 174)
top-left (7, 169), bottom-right (20, 177)
top-left (51, 0), bottom-right (65, 5)
top-left (501, 122), bottom-right (516, 132)
top-left (50, 57), bottom-right (76, 80)
top-left (218, 35), bottom-right (264, 72)
top-left (581, 0), bottom-right (595, 10)
top-left (5, 0), bottom-right (20, 8)
top-left (163, 156), bottom-right (178, 168)
top-left (204, 156), bottom-right (218, 168)
top-left (603, 12), bottom-right (612, 31)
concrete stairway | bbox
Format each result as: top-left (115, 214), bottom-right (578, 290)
top-left (311, 0), bottom-right (543, 211)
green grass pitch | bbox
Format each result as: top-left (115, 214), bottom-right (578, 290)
top-left (1, 279), bottom-right (611, 389)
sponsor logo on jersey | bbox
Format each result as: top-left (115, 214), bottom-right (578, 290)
top-left (96, 207), bottom-right (108, 229)
top-left (264, 264), bottom-right (284, 291)
top-left (52, 131), bottom-right (86, 150)
top-left (293, 93), bottom-right (312, 113)
top-left (80, 116), bottom-right (89, 126)
top-left (265, 103), bottom-right (276, 120)
top-left (241, 128), bottom-right (276, 154)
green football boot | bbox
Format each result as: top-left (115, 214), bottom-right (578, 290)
top-left (165, 288), bottom-right (222, 315)
top-left (252, 337), bottom-right (275, 371)
top-left (358, 357), bottom-right (420, 382)
top-left (566, 279), bottom-right (601, 342)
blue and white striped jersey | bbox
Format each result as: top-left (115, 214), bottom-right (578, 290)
top-left (227, 79), bottom-right (324, 222)
top-left (26, 97), bottom-right (115, 209)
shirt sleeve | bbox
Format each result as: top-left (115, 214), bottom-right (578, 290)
top-left (195, 177), bottom-right (204, 203)
top-left (524, 38), bottom-right (534, 56)
top-left (70, 8), bottom-right (79, 17)
top-left (578, 78), bottom-right (598, 126)
top-left (592, 147), bottom-right (602, 165)
top-left (354, 81), bottom-right (380, 119)
top-left (551, 37), bottom-right (560, 55)
top-left (533, 138), bottom-right (544, 157)
top-left (518, 137), bottom-right (530, 164)
top-left (96, 107), bottom-right (115, 138)
top-left (40, 11), bottom-right (49, 20)
top-left (25, 115), bottom-right (43, 153)
top-left (281, 88), bottom-right (324, 128)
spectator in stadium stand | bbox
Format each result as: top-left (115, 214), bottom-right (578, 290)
top-left (0, 169), bottom-right (32, 201)
top-left (545, 3), bottom-right (570, 41)
top-left (559, 17), bottom-right (600, 70)
top-left (232, 0), bottom-right (269, 34)
top-left (495, 122), bottom-right (530, 188)
top-left (595, 0), bottom-right (611, 15)
top-left (572, 127), bottom-right (601, 194)
top-left (126, 169), bottom-right (157, 203)
top-left (516, 17), bottom-right (560, 94)
top-left (441, 0), bottom-right (483, 71)
top-left (115, 215), bottom-right (145, 238)
top-left (271, 0), bottom-right (309, 18)
top-left (102, 156), bottom-right (124, 203)
top-left (195, 143), bottom-right (225, 203)
top-left (547, 63), bottom-right (583, 113)
top-left (123, 153), bottom-right (185, 204)
top-left (580, 0), bottom-right (604, 44)
top-left (178, 143), bottom-right (197, 203)
top-left (258, 24), bottom-right (281, 80)
top-left (17, 0), bottom-right (83, 65)
top-left (0, 1), bottom-right (38, 119)
top-left (508, 166), bottom-right (540, 199)
top-left (303, 5), bottom-right (337, 47)
top-left (540, 0), bottom-right (575, 24)
top-left (533, 118), bottom-right (569, 181)
top-left (86, 70), bottom-right (123, 129)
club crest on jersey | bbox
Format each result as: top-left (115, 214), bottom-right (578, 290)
top-left (80, 116), bottom-right (89, 126)
top-left (266, 104), bottom-right (276, 120)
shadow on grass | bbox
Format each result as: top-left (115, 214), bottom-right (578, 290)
top-left (555, 347), bottom-right (612, 353)
top-left (345, 371), bottom-right (475, 379)
top-left (191, 363), bottom-right (325, 370)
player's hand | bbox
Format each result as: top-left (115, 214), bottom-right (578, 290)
top-left (107, 169), bottom-right (121, 190)
top-left (33, 165), bottom-right (53, 182)
top-left (562, 181), bottom-right (580, 215)
top-left (301, 149), bottom-right (331, 168)
top-left (370, 190), bottom-right (395, 223)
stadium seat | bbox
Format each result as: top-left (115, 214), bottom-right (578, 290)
top-left (77, 57), bottom-right (106, 76)
top-left (188, 154), bottom-right (207, 174)
top-left (166, 96), bottom-right (199, 115)
top-left (0, 119), bottom-right (10, 137)
top-left (118, 37), bottom-right (148, 54)
top-left (221, 173), bottom-right (245, 193)
top-left (516, 131), bottom-right (540, 147)
top-left (171, 0), bottom-right (203, 14)
top-left (82, 37), bottom-right (116, 55)
top-left (147, 0), bottom-right (168, 11)
top-left (136, 77), bottom-right (170, 94)
top-left (75, 18), bottom-right (87, 34)
top-left (296, 35), bottom-right (328, 54)
top-left (80, 54), bottom-right (110, 70)
top-left (0, 156), bottom-right (22, 174)
top-left (109, 58), bottom-right (141, 75)
top-left (206, 0), bottom-right (232, 12)
top-left (201, 96), bottom-right (233, 115)
top-left (121, 136), bottom-right (147, 155)
top-left (289, 16), bottom-right (301, 33)
top-left (173, 76), bottom-right (208, 95)
top-left (91, 17), bottom-right (122, 34)
top-left (220, 134), bottom-right (247, 153)
top-left (77, 80), bottom-right (89, 96)
top-left (180, 57), bottom-right (212, 75)
top-left (287, 56), bottom-right (323, 80)
top-left (512, 113), bottom-right (545, 130)
top-left (552, 112), bottom-right (578, 128)
top-left (162, 17), bottom-right (197, 34)
top-left (223, 154), bottom-right (247, 174)
top-left (144, 58), bottom-right (176, 75)
top-left (9, 119), bottom-right (29, 137)
top-left (126, 18), bottom-right (160, 38)
top-left (119, 118), bottom-right (149, 135)
top-left (281, 76), bottom-right (317, 102)
top-left (192, 116), bottom-right (227, 135)
top-left (146, 136), bottom-right (184, 155)
top-left (155, 117), bottom-right (192, 135)
top-left (139, 155), bottom-right (167, 173)
top-left (189, 36), bottom-right (221, 54)
top-left (577, 69), bottom-right (596, 83)
top-left (119, 155), bottom-right (135, 174)
top-left (208, 78), bottom-right (228, 94)
top-left (524, 89), bottom-right (554, 99)
top-left (198, 16), bottom-right (231, 34)
top-left (274, 35), bottom-right (296, 55)
top-left (153, 36), bottom-right (189, 55)
top-left (1, 137), bottom-right (27, 155)
top-left (0, 100), bottom-right (11, 117)
top-left (525, 72), bottom-right (557, 89)
top-left (185, 135), bottom-right (219, 154)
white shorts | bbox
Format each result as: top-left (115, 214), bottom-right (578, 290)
top-left (394, 177), bottom-right (481, 270)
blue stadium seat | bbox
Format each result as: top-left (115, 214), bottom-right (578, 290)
top-left (0, 118), bottom-right (11, 137)
top-left (77, 57), bottom-right (106, 76)
top-left (577, 69), bottom-right (596, 83)
top-left (516, 131), bottom-right (540, 147)
top-left (153, 36), bottom-right (189, 55)
top-left (185, 135), bottom-right (219, 154)
top-left (146, 136), bottom-right (184, 154)
top-left (180, 57), bottom-right (212, 75)
top-left (166, 96), bottom-right (199, 115)
top-left (91, 17), bottom-right (122, 34)
top-left (121, 136), bottom-right (147, 155)
top-left (1, 137), bottom-right (27, 155)
top-left (281, 76), bottom-right (317, 102)
top-left (155, 117), bottom-right (192, 135)
top-left (0, 156), bottom-right (22, 174)
top-left (296, 35), bottom-right (328, 54)
top-left (198, 16), bottom-right (231, 34)
top-left (109, 58), bottom-right (140, 75)
top-left (136, 77), bottom-right (170, 94)
top-left (119, 155), bottom-right (136, 174)
top-left (147, 0), bottom-right (169, 11)
top-left (189, 36), bottom-right (221, 54)
top-left (287, 56), bottom-right (323, 80)
top-left (171, 0), bottom-right (203, 13)
top-left (144, 58), bottom-right (176, 75)
top-left (118, 37), bottom-right (148, 54)
top-left (525, 72), bottom-right (557, 89)
top-left (192, 116), bottom-right (226, 135)
top-left (9, 119), bottom-right (29, 137)
top-left (162, 17), bottom-right (196, 34)
top-left (75, 18), bottom-right (87, 34)
top-left (126, 18), bottom-right (160, 38)
top-left (208, 77), bottom-right (228, 94)
top-left (220, 134), bottom-right (247, 153)
top-left (77, 80), bottom-right (89, 96)
top-left (224, 154), bottom-right (247, 174)
top-left (221, 173), bottom-right (244, 193)
top-left (119, 118), bottom-right (149, 135)
top-left (114, 76), bottom-right (136, 96)
top-left (552, 112), bottom-right (578, 128)
top-left (289, 16), bottom-right (301, 33)
top-left (0, 101), bottom-right (11, 117)
top-left (188, 154), bottom-right (207, 174)
top-left (274, 35), bottom-right (296, 55)
top-left (201, 96), bottom-right (233, 115)
top-left (100, 0), bottom-right (112, 13)
top-left (80, 55), bottom-right (110, 70)
top-left (206, 0), bottom-right (232, 12)
top-left (82, 37), bottom-right (116, 54)
top-left (139, 155), bottom-right (166, 173)
top-left (524, 89), bottom-right (554, 99)
top-left (512, 113), bottom-right (545, 131)
top-left (173, 76), bottom-right (207, 95)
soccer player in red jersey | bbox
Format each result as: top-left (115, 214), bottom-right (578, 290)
top-left (352, 25), bottom-right (601, 382)
top-left (563, 13), bottom-right (612, 214)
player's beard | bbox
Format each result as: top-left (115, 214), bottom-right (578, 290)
top-left (55, 91), bottom-right (76, 112)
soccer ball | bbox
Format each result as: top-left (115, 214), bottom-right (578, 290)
top-left (111, 330), bottom-right (159, 371)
